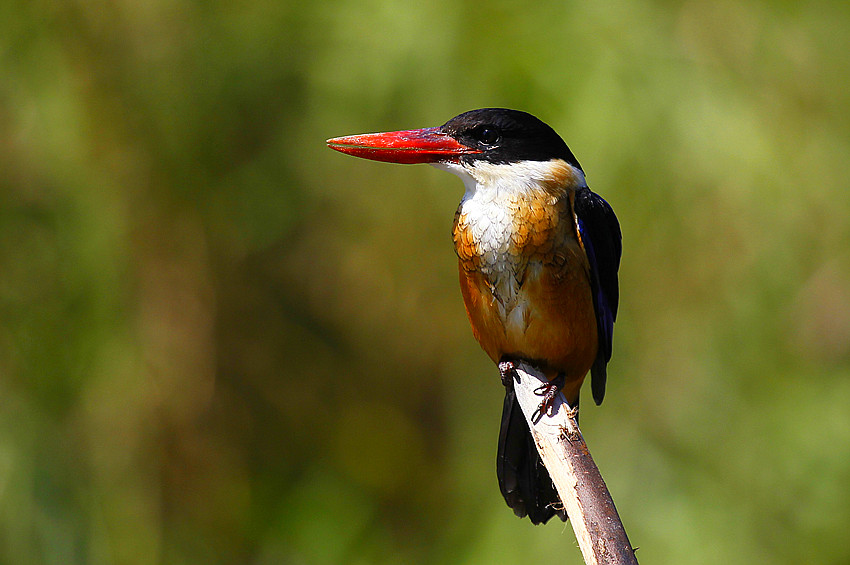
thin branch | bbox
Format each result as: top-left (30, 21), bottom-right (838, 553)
top-left (512, 361), bottom-right (638, 565)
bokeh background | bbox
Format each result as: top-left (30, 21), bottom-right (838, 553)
top-left (3, 1), bottom-right (850, 563)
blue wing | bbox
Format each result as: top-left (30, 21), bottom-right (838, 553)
top-left (575, 188), bottom-right (622, 405)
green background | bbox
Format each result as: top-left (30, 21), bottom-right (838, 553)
top-left (3, 1), bottom-right (849, 563)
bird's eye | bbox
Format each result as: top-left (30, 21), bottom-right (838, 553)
top-left (472, 126), bottom-right (500, 145)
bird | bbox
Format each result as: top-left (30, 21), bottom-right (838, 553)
top-left (327, 108), bottom-right (621, 524)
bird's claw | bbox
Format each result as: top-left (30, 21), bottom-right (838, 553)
top-left (498, 360), bottom-right (518, 388)
top-left (531, 374), bottom-right (566, 421)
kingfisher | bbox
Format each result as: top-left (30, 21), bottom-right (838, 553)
top-left (327, 108), bottom-right (621, 524)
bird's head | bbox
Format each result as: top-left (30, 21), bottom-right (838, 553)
top-left (327, 108), bottom-right (585, 191)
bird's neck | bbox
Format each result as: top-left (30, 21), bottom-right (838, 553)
top-left (434, 159), bottom-right (585, 202)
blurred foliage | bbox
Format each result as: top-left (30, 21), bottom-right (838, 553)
top-left (2, 0), bottom-right (850, 563)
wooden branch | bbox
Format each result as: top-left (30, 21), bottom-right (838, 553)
top-left (512, 361), bottom-right (638, 565)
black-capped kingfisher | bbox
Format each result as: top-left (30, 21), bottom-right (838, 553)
top-left (327, 108), bottom-right (621, 524)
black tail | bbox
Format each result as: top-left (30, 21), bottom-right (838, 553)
top-left (496, 387), bottom-right (567, 524)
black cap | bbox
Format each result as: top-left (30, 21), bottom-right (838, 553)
top-left (440, 108), bottom-right (582, 170)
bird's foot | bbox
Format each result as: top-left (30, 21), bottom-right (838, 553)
top-left (498, 359), bottom-right (519, 388)
top-left (532, 374), bottom-right (566, 420)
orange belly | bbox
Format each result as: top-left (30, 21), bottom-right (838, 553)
top-left (458, 259), bottom-right (597, 404)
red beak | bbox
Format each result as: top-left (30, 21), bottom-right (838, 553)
top-left (326, 127), bottom-right (481, 164)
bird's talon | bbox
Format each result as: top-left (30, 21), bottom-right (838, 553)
top-left (498, 360), bottom-right (518, 388)
top-left (532, 374), bottom-right (566, 418)
top-left (531, 406), bottom-right (543, 422)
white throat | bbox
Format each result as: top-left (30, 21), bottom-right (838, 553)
top-left (432, 158), bottom-right (586, 199)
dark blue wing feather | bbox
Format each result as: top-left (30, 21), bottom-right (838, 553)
top-left (575, 188), bottom-right (621, 405)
